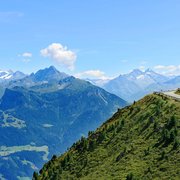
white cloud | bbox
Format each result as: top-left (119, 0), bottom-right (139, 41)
top-left (75, 70), bottom-right (111, 80)
top-left (22, 52), bottom-right (32, 58)
top-left (40, 43), bottom-right (77, 70)
top-left (153, 65), bottom-right (180, 76)
top-left (18, 52), bottom-right (32, 63)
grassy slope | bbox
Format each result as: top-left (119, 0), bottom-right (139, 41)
top-left (35, 94), bottom-right (180, 180)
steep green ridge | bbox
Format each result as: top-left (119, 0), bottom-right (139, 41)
top-left (35, 94), bottom-right (180, 179)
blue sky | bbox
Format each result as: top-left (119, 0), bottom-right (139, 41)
top-left (0, 0), bottom-right (180, 78)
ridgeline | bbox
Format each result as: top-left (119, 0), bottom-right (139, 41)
top-left (34, 93), bottom-right (180, 179)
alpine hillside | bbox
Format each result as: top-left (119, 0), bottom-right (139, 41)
top-left (35, 93), bottom-right (180, 179)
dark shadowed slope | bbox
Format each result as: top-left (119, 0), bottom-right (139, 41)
top-left (0, 74), bottom-right (127, 179)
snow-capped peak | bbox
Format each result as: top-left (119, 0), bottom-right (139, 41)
top-left (0, 70), bottom-right (13, 79)
top-left (129, 69), bottom-right (143, 77)
top-left (0, 69), bottom-right (26, 81)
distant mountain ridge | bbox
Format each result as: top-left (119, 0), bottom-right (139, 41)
top-left (0, 70), bottom-right (26, 81)
top-left (8, 66), bottom-right (69, 88)
top-left (0, 70), bottom-right (27, 97)
top-left (101, 69), bottom-right (179, 102)
top-left (29, 66), bottom-right (69, 83)
top-left (0, 67), bottom-right (179, 102)
top-left (0, 66), bottom-right (127, 179)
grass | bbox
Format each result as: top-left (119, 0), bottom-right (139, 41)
top-left (35, 93), bottom-right (180, 180)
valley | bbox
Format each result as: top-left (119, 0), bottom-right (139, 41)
top-left (0, 66), bottom-right (127, 179)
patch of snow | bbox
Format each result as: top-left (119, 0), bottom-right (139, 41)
top-left (4, 74), bottom-right (13, 79)
top-left (136, 75), bottom-right (145, 80)
top-left (98, 92), bottom-right (108, 104)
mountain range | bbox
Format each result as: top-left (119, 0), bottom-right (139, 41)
top-left (1, 67), bottom-right (179, 103)
top-left (0, 70), bottom-right (26, 82)
top-left (0, 70), bottom-right (27, 97)
top-left (0, 66), bottom-right (127, 179)
top-left (0, 66), bottom-right (179, 179)
top-left (89, 69), bottom-right (180, 102)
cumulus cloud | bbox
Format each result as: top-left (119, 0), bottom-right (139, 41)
top-left (153, 65), bottom-right (180, 76)
top-left (21, 52), bottom-right (32, 58)
top-left (75, 70), bottom-right (110, 80)
top-left (22, 59), bottom-right (31, 63)
top-left (40, 43), bottom-right (77, 70)
top-left (18, 52), bottom-right (32, 63)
